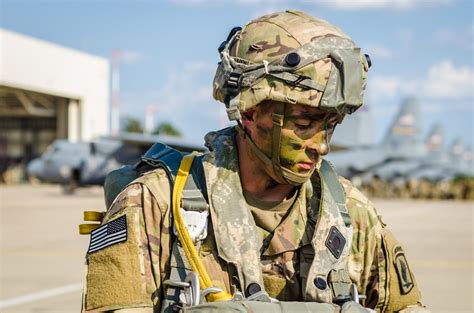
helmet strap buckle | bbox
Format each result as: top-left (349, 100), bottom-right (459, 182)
top-left (271, 113), bottom-right (284, 127)
top-left (225, 71), bottom-right (242, 94)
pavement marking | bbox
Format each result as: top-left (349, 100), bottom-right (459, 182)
top-left (0, 283), bottom-right (82, 309)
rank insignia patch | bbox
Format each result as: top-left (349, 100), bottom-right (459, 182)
top-left (87, 215), bottom-right (127, 254)
top-left (394, 245), bottom-right (414, 294)
top-left (325, 226), bottom-right (346, 259)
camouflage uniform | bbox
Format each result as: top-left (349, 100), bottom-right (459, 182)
top-left (82, 10), bottom-right (427, 313)
top-left (82, 128), bottom-right (426, 313)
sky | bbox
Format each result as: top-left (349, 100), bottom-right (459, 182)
top-left (1, 0), bottom-right (473, 149)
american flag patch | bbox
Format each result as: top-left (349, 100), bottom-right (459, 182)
top-left (87, 215), bottom-right (127, 254)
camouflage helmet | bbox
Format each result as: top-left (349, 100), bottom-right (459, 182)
top-left (213, 10), bottom-right (370, 121)
top-left (212, 10), bottom-right (370, 185)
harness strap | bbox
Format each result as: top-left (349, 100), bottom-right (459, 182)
top-left (172, 153), bottom-right (233, 302)
top-left (320, 160), bottom-right (351, 227)
top-left (183, 155), bottom-right (209, 209)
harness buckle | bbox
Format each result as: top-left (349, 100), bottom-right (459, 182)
top-left (173, 209), bottom-right (209, 243)
top-left (350, 283), bottom-right (366, 304)
top-left (164, 272), bottom-right (201, 307)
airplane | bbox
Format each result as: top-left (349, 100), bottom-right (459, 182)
top-left (326, 96), bottom-right (426, 178)
top-left (357, 122), bottom-right (445, 183)
top-left (409, 138), bottom-right (474, 182)
top-left (27, 133), bottom-right (206, 193)
top-left (327, 96), bottom-right (473, 184)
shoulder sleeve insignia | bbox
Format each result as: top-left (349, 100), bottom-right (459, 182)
top-left (393, 245), bottom-right (414, 295)
top-left (325, 226), bottom-right (346, 259)
top-left (87, 215), bottom-right (128, 254)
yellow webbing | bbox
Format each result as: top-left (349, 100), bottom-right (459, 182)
top-left (172, 153), bottom-right (233, 302)
top-left (79, 211), bottom-right (105, 234)
top-left (79, 223), bottom-right (101, 235)
top-left (84, 211), bottom-right (105, 222)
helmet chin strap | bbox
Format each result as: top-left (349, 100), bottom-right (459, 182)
top-left (237, 102), bottom-right (315, 186)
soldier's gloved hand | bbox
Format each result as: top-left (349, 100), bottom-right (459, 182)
top-left (341, 301), bottom-right (376, 313)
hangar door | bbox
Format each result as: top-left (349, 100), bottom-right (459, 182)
top-left (0, 86), bottom-right (73, 179)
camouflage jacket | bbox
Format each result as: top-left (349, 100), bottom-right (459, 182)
top-left (82, 132), bottom-right (427, 313)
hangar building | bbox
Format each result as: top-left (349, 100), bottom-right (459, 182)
top-left (0, 29), bottom-right (110, 176)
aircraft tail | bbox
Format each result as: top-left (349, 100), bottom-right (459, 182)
top-left (425, 123), bottom-right (444, 153)
top-left (449, 137), bottom-right (464, 162)
top-left (382, 96), bottom-right (424, 156)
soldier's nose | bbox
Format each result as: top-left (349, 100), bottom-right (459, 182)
top-left (308, 133), bottom-right (329, 156)
top-left (315, 142), bottom-right (329, 156)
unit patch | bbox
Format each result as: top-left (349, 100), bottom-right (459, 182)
top-left (87, 215), bottom-right (128, 254)
top-left (325, 226), bottom-right (346, 259)
top-left (393, 245), bottom-right (414, 294)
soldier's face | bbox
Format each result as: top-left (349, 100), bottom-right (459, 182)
top-left (244, 101), bottom-right (343, 174)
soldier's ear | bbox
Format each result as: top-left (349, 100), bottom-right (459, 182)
top-left (241, 110), bottom-right (258, 137)
top-left (242, 110), bottom-right (255, 122)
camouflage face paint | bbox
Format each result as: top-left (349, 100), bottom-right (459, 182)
top-left (250, 102), bottom-right (277, 159)
top-left (279, 104), bottom-right (342, 174)
top-left (245, 101), bottom-right (342, 184)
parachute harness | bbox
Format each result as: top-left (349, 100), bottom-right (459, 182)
top-left (170, 152), bottom-right (233, 303)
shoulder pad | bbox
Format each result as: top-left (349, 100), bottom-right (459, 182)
top-left (139, 142), bottom-right (184, 180)
top-left (104, 164), bottom-right (139, 209)
top-left (104, 143), bottom-right (183, 209)
top-left (338, 176), bottom-right (370, 204)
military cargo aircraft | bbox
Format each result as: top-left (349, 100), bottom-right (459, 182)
top-left (409, 138), bottom-right (473, 182)
top-left (27, 133), bottom-right (205, 193)
top-left (326, 96), bottom-right (425, 178)
top-left (354, 123), bottom-right (444, 183)
top-left (327, 97), bottom-right (473, 183)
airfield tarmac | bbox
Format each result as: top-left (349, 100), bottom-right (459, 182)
top-left (0, 185), bottom-right (473, 313)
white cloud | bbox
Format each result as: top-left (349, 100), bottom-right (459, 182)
top-left (364, 43), bottom-right (393, 59)
top-left (235, 0), bottom-right (286, 4)
top-left (366, 75), bottom-right (417, 102)
top-left (155, 61), bottom-right (215, 113)
top-left (367, 76), bottom-right (402, 100)
top-left (423, 101), bottom-right (474, 114)
top-left (367, 60), bottom-right (473, 104)
top-left (171, 0), bottom-right (208, 4)
top-left (422, 60), bottom-right (473, 99)
top-left (320, 0), bottom-right (453, 10)
top-left (120, 50), bottom-right (144, 64)
top-left (434, 23), bottom-right (474, 51)
top-left (171, 0), bottom-right (453, 10)
top-left (251, 5), bottom-right (289, 18)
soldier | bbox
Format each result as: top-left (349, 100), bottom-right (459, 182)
top-left (81, 11), bottom-right (428, 313)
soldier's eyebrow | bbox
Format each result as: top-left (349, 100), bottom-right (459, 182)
top-left (290, 111), bottom-right (327, 120)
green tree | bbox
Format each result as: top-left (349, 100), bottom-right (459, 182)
top-left (152, 122), bottom-right (182, 137)
top-left (123, 117), bottom-right (144, 133)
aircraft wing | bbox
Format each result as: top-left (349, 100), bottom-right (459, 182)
top-left (326, 146), bottom-right (390, 177)
top-left (103, 132), bottom-right (207, 153)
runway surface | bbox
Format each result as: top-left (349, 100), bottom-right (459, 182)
top-left (1, 185), bottom-right (473, 312)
